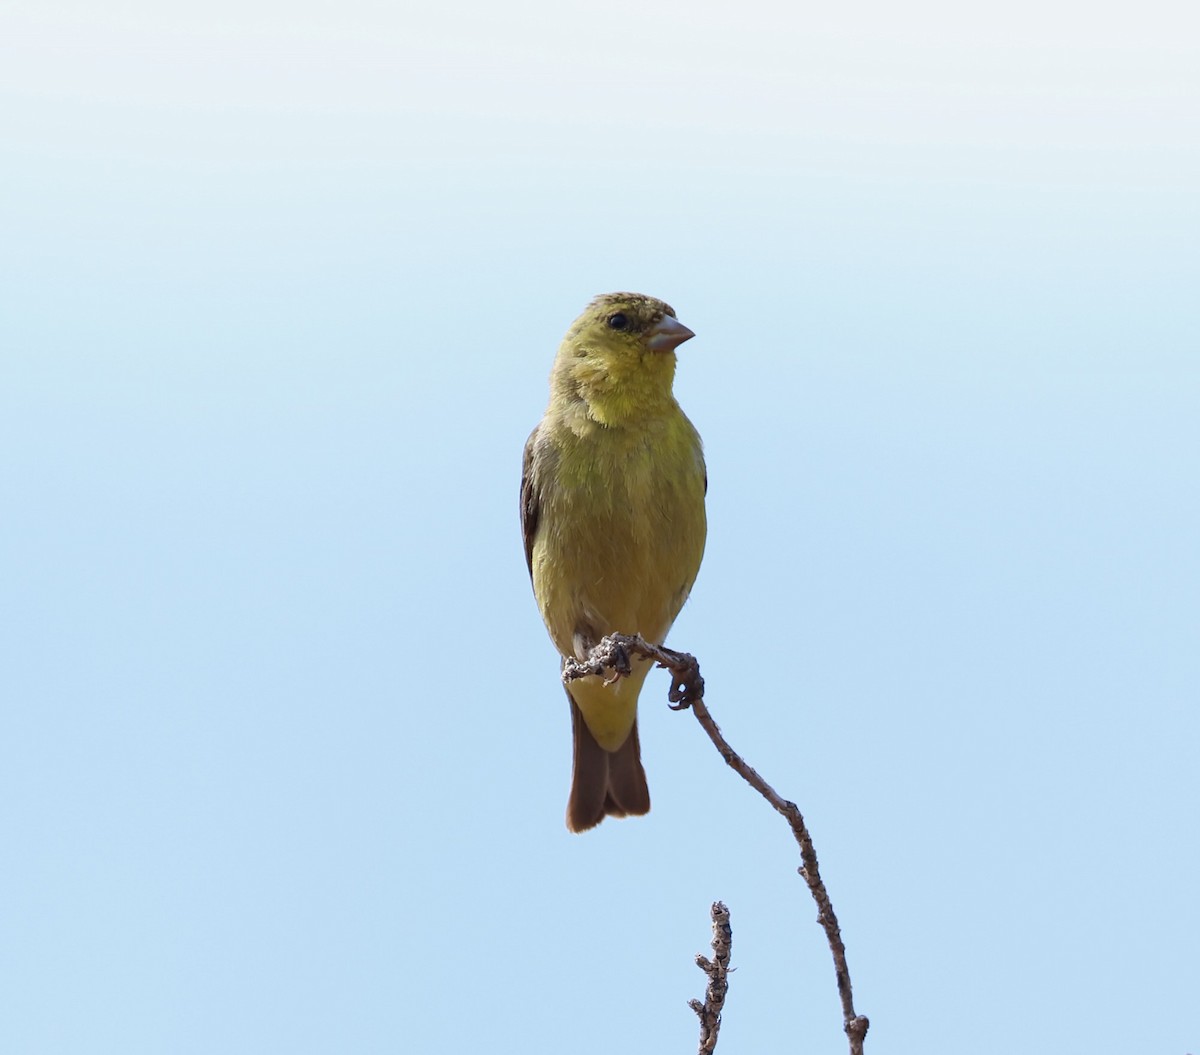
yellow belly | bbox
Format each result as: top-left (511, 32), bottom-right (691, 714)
top-left (531, 413), bottom-right (706, 750)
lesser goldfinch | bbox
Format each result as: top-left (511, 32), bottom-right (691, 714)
top-left (520, 293), bottom-right (707, 832)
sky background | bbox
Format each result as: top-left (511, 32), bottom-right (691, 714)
top-left (2, 2), bottom-right (1198, 1052)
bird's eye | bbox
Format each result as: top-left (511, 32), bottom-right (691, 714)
top-left (607, 313), bottom-right (629, 331)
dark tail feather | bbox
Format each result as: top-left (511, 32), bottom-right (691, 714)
top-left (566, 697), bottom-right (650, 833)
top-left (567, 697), bottom-right (609, 833)
top-left (605, 718), bottom-right (650, 817)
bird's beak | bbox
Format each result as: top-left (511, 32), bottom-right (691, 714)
top-left (646, 315), bottom-right (695, 352)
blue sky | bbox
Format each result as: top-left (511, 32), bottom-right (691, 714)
top-left (3, 2), bottom-right (1197, 1053)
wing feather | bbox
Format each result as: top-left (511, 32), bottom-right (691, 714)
top-left (519, 426), bottom-right (540, 578)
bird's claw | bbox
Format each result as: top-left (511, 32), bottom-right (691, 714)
top-left (663, 652), bottom-right (704, 711)
top-left (599, 640), bottom-right (632, 684)
top-left (563, 636), bottom-right (635, 686)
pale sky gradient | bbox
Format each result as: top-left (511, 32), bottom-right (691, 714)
top-left (3, 2), bottom-right (1198, 1053)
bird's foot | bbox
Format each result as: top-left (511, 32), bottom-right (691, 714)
top-left (562, 634), bottom-right (636, 685)
top-left (659, 647), bottom-right (705, 711)
top-left (561, 634), bottom-right (704, 710)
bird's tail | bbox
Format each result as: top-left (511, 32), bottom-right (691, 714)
top-left (566, 697), bottom-right (650, 833)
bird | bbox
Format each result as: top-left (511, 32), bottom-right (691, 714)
top-left (520, 292), bottom-right (707, 832)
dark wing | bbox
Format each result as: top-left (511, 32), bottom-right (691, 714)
top-left (519, 426), bottom-right (540, 579)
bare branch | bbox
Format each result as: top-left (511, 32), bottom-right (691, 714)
top-left (687, 901), bottom-right (732, 1054)
top-left (686, 693), bottom-right (869, 1054)
top-left (565, 634), bottom-right (870, 1055)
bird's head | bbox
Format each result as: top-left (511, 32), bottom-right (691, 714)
top-left (552, 292), bottom-right (695, 427)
